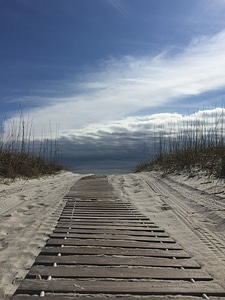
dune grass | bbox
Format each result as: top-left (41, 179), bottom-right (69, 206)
top-left (135, 108), bottom-right (225, 178)
top-left (0, 149), bottom-right (66, 179)
top-left (0, 117), bottom-right (67, 180)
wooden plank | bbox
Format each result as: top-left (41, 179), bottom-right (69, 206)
top-left (63, 209), bottom-right (137, 211)
top-left (59, 217), bottom-right (148, 222)
top-left (59, 216), bottom-right (150, 221)
top-left (53, 228), bottom-right (169, 237)
top-left (14, 279), bottom-right (225, 295)
top-left (11, 296), bottom-right (225, 300)
top-left (65, 201), bottom-right (129, 204)
top-left (35, 255), bottom-right (200, 268)
top-left (67, 202), bottom-right (132, 206)
top-left (64, 209), bottom-right (136, 213)
top-left (46, 238), bottom-right (181, 250)
top-left (57, 221), bottom-right (157, 226)
top-left (62, 213), bottom-right (143, 217)
top-left (50, 233), bottom-right (174, 243)
top-left (28, 265), bottom-right (212, 280)
top-left (75, 209), bottom-right (140, 211)
top-left (61, 211), bottom-right (141, 215)
top-left (46, 238), bottom-right (181, 249)
top-left (41, 246), bottom-right (190, 258)
top-left (70, 206), bottom-right (136, 209)
top-left (63, 207), bottom-right (140, 210)
top-left (62, 209), bottom-right (141, 212)
top-left (56, 224), bottom-right (159, 229)
top-left (61, 214), bottom-right (144, 218)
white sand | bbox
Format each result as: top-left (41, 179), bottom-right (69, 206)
top-left (1, 170), bottom-right (225, 298)
top-left (109, 171), bottom-right (225, 291)
top-left (0, 171), bottom-right (82, 299)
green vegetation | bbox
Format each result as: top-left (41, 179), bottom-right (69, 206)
top-left (0, 117), bottom-right (66, 180)
top-left (136, 109), bottom-right (225, 178)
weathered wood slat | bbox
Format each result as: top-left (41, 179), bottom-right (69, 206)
top-left (50, 233), bottom-right (174, 242)
top-left (56, 224), bottom-right (159, 229)
top-left (67, 202), bottom-right (132, 206)
top-left (11, 296), bottom-right (225, 300)
top-left (41, 246), bottom-right (190, 258)
top-left (62, 209), bottom-right (141, 213)
top-left (28, 265), bottom-right (212, 280)
top-left (62, 214), bottom-right (144, 218)
top-left (46, 238), bottom-right (181, 249)
top-left (61, 215), bottom-right (145, 219)
top-left (35, 255), bottom-right (200, 268)
top-left (62, 209), bottom-right (143, 218)
top-left (63, 209), bottom-right (137, 212)
top-left (62, 209), bottom-right (141, 212)
top-left (59, 217), bottom-right (151, 222)
top-left (14, 279), bottom-right (225, 295)
top-left (53, 228), bottom-right (169, 237)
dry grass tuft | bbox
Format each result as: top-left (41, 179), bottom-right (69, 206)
top-left (0, 116), bottom-right (67, 180)
top-left (136, 108), bottom-right (225, 178)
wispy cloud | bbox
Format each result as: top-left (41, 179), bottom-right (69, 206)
top-left (106, 0), bottom-right (127, 15)
top-left (3, 30), bottom-right (225, 139)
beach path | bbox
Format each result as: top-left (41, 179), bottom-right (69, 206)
top-left (11, 175), bottom-right (225, 299)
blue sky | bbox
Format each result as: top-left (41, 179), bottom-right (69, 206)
top-left (1, 0), bottom-right (225, 173)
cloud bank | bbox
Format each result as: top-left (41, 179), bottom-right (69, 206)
top-left (3, 107), bottom-right (225, 174)
top-left (57, 107), bottom-right (225, 173)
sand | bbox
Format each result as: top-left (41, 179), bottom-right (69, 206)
top-left (109, 171), bottom-right (225, 292)
top-left (1, 170), bottom-right (225, 298)
top-left (0, 171), bottom-right (82, 299)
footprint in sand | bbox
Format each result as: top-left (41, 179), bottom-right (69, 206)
top-left (0, 238), bottom-right (8, 250)
top-left (18, 194), bottom-right (27, 201)
top-left (27, 204), bottom-right (36, 209)
top-left (16, 205), bottom-right (34, 214)
top-left (4, 212), bottom-right (16, 218)
top-left (17, 208), bottom-right (28, 213)
top-left (14, 224), bottom-right (25, 231)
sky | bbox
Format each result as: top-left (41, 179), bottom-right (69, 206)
top-left (1, 0), bottom-right (225, 174)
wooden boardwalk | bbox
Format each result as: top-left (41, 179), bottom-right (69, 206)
top-left (11, 175), bottom-right (225, 299)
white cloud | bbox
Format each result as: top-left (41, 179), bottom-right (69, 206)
top-left (62, 107), bottom-right (225, 140)
top-left (106, 0), bottom-right (127, 15)
top-left (3, 30), bottom-right (225, 139)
